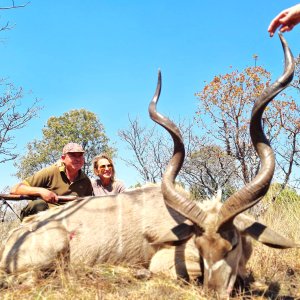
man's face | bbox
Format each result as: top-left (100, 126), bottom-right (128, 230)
top-left (62, 152), bottom-right (84, 172)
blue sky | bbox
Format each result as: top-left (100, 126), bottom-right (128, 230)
top-left (0, 0), bottom-right (299, 191)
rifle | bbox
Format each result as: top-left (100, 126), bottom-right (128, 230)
top-left (0, 194), bottom-right (78, 201)
top-left (0, 194), bottom-right (78, 221)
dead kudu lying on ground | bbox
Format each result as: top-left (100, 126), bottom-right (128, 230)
top-left (0, 33), bottom-right (298, 298)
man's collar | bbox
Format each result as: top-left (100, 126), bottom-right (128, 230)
top-left (58, 163), bottom-right (66, 173)
top-left (59, 163), bottom-right (85, 181)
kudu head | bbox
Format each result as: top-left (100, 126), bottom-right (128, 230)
top-left (149, 33), bottom-right (295, 298)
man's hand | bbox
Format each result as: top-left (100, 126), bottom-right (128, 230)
top-left (39, 188), bottom-right (59, 203)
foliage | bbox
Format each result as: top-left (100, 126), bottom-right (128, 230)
top-left (196, 66), bottom-right (269, 185)
top-left (120, 64), bottom-right (300, 198)
top-left (195, 66), bottom-right (300, 191)
top-left (15, 109), bottom-right (115, 178)
top-left (271, 98), bottom-right (300, 189)
top-left (291, 54), bottom-right (300, 91)
top-left (264, 182), bottom-right (300, 204)
top-left (249, 182), bottom-right (300, 218)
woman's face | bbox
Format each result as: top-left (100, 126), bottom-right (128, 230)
top-left (96, 158), bottom-right (113, 181)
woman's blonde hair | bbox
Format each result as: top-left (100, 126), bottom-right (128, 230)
top-left (92, 153), bottom-right (115, 182)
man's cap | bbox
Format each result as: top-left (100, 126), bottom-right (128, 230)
top-left (62, 142), bottom-right (85, 155)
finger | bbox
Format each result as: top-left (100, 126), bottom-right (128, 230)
top-left (268, 20), bottom-right (281, 35)
top-left (268, 11), bottom-right (288, 33)
top-left (47, 197), bottom-right (56, 203)
top-left (280, 25), bottom-right (292, 32)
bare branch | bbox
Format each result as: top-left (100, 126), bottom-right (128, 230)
top-left (0, 1), bottom-right (30, 10)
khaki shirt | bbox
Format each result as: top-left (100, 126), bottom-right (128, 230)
top-left (23, 163), bottom-right (93, 199)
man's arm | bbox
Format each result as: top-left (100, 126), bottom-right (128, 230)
top-left (10, 182), bottom-right (59, 203)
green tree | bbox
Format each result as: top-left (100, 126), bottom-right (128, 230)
top-left (15, 109), bottom-right (115, 179)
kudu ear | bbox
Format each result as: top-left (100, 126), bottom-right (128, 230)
top-left (234, 214), bottom-right (299, 249)
top-left (151, 222), bottom-right (195, 246)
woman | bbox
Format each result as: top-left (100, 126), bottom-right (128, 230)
top-left (91, 153), bottom-right (126, 196)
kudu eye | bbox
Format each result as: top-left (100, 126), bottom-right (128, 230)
top-left (220, 229), bottom-right (239, 252)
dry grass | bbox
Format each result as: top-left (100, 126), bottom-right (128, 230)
top-left (246, 192), bottom-right (300, 299)
top-left (0, 264), bottom-right (208, 300)
top-left (1, 191), bottom-right (300, 299)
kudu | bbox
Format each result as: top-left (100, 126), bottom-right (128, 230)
top-left (0, 33), bottom-right (298, 298)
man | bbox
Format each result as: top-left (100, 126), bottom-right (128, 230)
top-left (11, 142), bottom-right (93, 219)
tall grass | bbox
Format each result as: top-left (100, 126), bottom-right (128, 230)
top-left (247, 188), bottom-right (300, 298)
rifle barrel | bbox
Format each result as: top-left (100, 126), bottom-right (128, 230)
top-left (0, 194), bottom-right (78, 201)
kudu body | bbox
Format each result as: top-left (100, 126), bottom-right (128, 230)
top-left (0, 33), bottom-right (298, 298)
